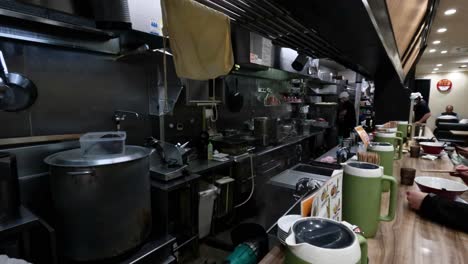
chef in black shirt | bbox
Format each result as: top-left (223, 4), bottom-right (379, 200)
top-left (337, 91), bottom-right (356, 137)
top-left (413, 95), bottom-right (431, 124)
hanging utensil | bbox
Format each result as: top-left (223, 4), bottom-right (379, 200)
top-left (0, 51), bottom-right (38, 112)
top-left (226, 77), bottom-right (243, 112)
top-left (0, 52), bottom-right (14, 109)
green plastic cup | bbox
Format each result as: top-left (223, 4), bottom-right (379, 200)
top-left (368, 142), bottom-right (396, 192)
top-left (397, 121), bottom-right (412, 141)
top-left (374, 132), bottom-right (403, 160)
top-left (342, 162), bottom-right (398, 238)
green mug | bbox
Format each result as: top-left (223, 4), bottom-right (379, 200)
top-left (368, 142), bottom-right (396, 192)
top-left (397, 121), bottom-right (412, 141)
top-left (384, 127), bottom-right (403, 138)
top-left (374, 132), bottom-right (403, 160)
top-left (342, 162), bottom-right (398, 238)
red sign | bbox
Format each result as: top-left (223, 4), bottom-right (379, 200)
top-left (437, 79), bottom-right (452, 92)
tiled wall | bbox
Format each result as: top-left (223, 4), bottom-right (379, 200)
top-left (0, 40), bottom-right (153, 145)
top-left (0, 40), bottom-right (299, 146)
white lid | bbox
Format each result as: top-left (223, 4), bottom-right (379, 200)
top-left (344, 162), bottom-right (382, 178)
top-left (376, 132), bottom-right (396, 138)
top-left (369, 142), bottom-right (394, 151)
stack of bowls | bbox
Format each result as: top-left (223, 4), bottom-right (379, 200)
top-left (277, 215), bottom-right (302, 244)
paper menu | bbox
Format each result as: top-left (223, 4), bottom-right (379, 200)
top-left (300, 170), bottom-right (343, 221)
top-left (354, 126), bottom-right (370, 147)
top-left (300, 195), bottom-right (314, 217)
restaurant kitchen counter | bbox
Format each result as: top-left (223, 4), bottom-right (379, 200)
top-left (260, 134), bottom-right (468, 264)
top-left (253, 131), bottom-right (324, 157)
top-left (187, 131), bottom-right (324, 174)
top-left (187, 158), bottom-right (234, 174)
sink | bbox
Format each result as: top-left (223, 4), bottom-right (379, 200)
top-left (269, 163), bottom-right (338, 190)
top-left (292, 164), bottom-right (335, 176)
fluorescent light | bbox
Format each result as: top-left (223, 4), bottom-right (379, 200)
top-left (429, 49), bottom-right (437, 53)
top-left (431, 71), bottom-right (436, 74)
top-left (432, 40), bottom-right (441, 45)
top-left (437, 28), bottom-right (447, 33)
top-left (436, 64), bottom-right (443, 67)
top-left (460, 65), bottom-right (467, 68)
top-left (433, 68), bottom-right (439, 70)
top-left (441, 50), bottom-right (448, 54)
top-left (444, 9), bottom-right (457, 15)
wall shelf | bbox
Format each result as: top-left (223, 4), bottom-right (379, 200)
top-left (0, 4), bottom-right (165, 55)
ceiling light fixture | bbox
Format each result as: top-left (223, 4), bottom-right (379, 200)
top-left (444, 9), bottom-right (457, 15)
top-left (429, 49), bottom-right (437, 53)
top-left (437, 28), bottom-right (447, 33)
top-left (431, 71), bottom-right (436, 74)
top-left (434, 68), bottom-right (439, 70)
top-left (436, 64), bottom-right (443, 67)
top-left (460, 65), bottom-right (467, 68)
top-left (441, 50), bottom-right (448, 54)
top-left (432, 40), bottom-right (441, 45)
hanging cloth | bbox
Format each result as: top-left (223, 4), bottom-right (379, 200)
top-left (161, 0), bottom-right (234, 80)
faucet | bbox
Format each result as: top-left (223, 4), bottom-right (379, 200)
top-left (113, 110), bottom-right (140, 131)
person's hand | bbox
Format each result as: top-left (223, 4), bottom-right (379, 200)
top-left (450, 165), bottom-right (468, 185)
top-left (406, 191), bottom-right (428, 210)
top-left (414, 121), bottom-right (422, 125)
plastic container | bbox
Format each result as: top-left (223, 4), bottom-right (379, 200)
top-left (198, 183), bottom-right (218, 238)
top-left (207, 141), bottom-right (213, 160)
top-left (80, 131), bottom-right (127, 157)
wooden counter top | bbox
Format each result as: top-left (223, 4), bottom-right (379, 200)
top-left (367, 153), bottom-right (468, 264)
top-left (260, 131), bottom-right (468, 264)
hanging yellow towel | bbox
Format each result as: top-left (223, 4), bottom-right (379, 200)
top-left (161, 0), bottom-right (234, 80)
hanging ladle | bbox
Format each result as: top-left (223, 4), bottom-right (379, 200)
top-left (0, 50), bottom-right (38, 112)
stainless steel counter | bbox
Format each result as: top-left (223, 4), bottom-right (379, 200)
top-left (254, 131), bottom-right (323, 157)
top-left (315, 144), bottom-right (358, 161)
top-left (187, 131), bottom-right (323, 174)
top-left (187, 158), bottom-right (233, 174)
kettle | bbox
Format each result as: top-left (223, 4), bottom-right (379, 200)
top-left (285, 217), bottom-right (367, 264)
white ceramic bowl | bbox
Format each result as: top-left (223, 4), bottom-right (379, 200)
top-left (415, 176), bottom-right (468, 199)
top-left (437, 115), bottom-right (458, 120)
top-left (278, 214), bottom-right (302, 234)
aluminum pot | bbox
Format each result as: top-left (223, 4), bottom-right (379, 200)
top-left (44, 146), bottom-right (153, 261)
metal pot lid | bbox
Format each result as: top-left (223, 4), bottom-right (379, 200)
top-left (44, 145), bottom-right (153, 167)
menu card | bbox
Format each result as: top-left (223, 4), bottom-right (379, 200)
top-left (354, 126), bottom-right (370, 147)
top-left (301, 170), bottom-right (343, 221)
